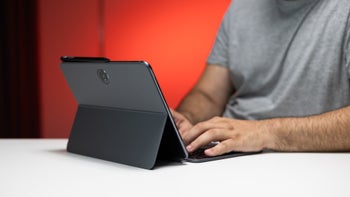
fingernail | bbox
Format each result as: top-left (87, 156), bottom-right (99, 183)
top-left (186, 145), bottom-right (193, 152)
top-left (204, 149), bottom-right (213, 156)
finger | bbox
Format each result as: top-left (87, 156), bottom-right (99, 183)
top-left (184, 118), bottom-right (233, 145)
top-left (177, 121), bottom-right (193, 137)
top-left (170, 109), bottom-right (181, 123)
top-left (183, 121), bottom-right (217, 145)
top-left (204, 139), bottom-right (234, 156)
top-left (186, 128), bottom-right (231, 153)
top-left (170, 109), bottom-right (186, 123)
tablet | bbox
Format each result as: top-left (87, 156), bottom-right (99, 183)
top-left (60, 57), bottom-right (259, 169)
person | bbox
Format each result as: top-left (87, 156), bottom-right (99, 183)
top-left (171, 0), bottom-right (350, 157)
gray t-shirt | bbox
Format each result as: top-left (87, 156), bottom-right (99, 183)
top-left (207, 0), bottom-right (350, 120)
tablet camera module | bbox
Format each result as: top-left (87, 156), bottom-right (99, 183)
top-left (97, 69), bottom-right (110, 85)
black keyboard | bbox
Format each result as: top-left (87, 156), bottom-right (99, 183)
top-left (186, 142), bottom-right (259, 162)
top-left (188, 143), bottom-right (216, 160)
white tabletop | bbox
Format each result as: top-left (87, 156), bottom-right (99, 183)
top-left (1, 139), bottom-right (349, 197)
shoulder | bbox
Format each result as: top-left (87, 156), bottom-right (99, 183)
top-left (223, 0), bottom-right (274, 26)
top-left (316, 0), bottom-right (350, 15)
top-left (228, 0), bottom-right (272, 14)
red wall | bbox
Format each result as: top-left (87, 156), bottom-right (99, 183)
top-left (38, 0), bottom-right (231, 138)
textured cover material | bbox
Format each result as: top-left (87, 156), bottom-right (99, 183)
top-left (67, 105), bottom-right (167, 169)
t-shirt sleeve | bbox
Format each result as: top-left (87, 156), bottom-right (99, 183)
top-left (206, 3), bottom-right (233, 67)
top-left (345, 16), bottom-right (350, 78)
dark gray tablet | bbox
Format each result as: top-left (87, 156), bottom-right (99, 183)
top-left (60, 57), bottom-right (259, 169)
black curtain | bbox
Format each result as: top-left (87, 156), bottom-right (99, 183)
top-left (0, 0), bottom-right (40, 138)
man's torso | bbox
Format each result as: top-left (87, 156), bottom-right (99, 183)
top-left (208, 0), bottom-right (350, 119)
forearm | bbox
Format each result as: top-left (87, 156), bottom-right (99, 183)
top-left (176, 88), bottom-right (225, 124)
top-left (264, 106), bottom-right (350, 152)
top-left (176, 64), bottom-right (234, 124)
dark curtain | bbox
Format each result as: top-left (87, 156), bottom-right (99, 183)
top-left (0, 0), bottom-right (40, 138)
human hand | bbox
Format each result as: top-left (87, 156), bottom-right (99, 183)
top-left (170, 109), bottom-right (193, 140)
top-left (183, 117), bottom-right (270, 156)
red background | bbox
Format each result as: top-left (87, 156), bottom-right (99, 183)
top-left (38, 0), bottom-right (231, 138)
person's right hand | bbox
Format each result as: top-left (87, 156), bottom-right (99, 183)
top-left (170, 109), bottom-right (193, 144)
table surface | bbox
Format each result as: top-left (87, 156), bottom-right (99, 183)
top-left (1, 139), bottom-right (349, 197)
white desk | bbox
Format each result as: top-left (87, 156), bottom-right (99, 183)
top-left (1, 139), bottom-right (349, 197)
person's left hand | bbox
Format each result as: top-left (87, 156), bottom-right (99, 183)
top-left (170, 108), bottom-right (193, 136)
top-left (183, 116), bottom-right (271, 156)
